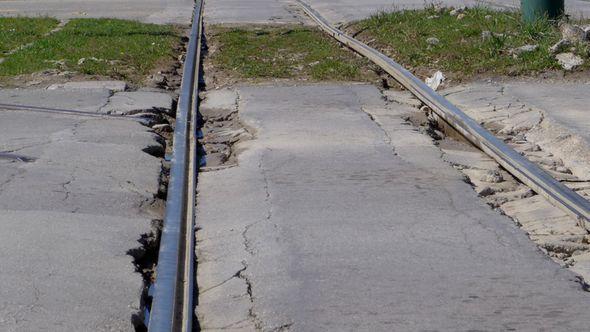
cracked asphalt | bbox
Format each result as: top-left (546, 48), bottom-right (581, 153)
top-left (196, 1), bottom-right (590, 330)
top-left (196, 84), bottom-right (590, 331)
top-left (0, 0), bottom-right (194, 24)
top-left (204, 0), bottom-right (590, 24)
top-left (0, 87), bottom-right (166, 331)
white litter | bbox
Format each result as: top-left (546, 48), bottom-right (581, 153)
top-left (425, 71), bottom-right (445, 91)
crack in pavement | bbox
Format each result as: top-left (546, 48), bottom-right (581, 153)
top-left (242, 148), bottom-right (273, 256)
top-left (59, 177), bottom-right (73, 202)
top-left (232, 148), bottom-right (277, 331)
top-left (235, 260), bottom-right (263, 331)
top-left (361, 106), bottom-right (397, 156)
top-left (199, 264), bottom-right (247, 295)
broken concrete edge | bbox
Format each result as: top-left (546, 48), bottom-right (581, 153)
top-left (198, 88), bottom-right (256, 170)
top-left (127, 219), bottom-right (165, 329)
top-left (526, 113), bottom-right (590, 181)
top-left (443, 83), bottom-right (590, 182)
top-left (385, 87), bottom-right (590, 287)
top-left (99, 91), bottom-right (175, 116)
top-left (124, 113), bottom-right (174, 330)
top-left (124, 109), bottom-right (174, 330)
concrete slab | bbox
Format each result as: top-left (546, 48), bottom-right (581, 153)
top-left (48, 80), bottom-right (128, 92)
top-left (0, 210), bottom-right (147, 332)
top-left (443, 81), bottom-right (590, 179)
top-left (196, 84), bottom-right (590, 331)
top-left (100, 91), bottom-right (173, 115)
top-left (201, 88), bottom-right (238, 111)
top-left (306, 0), bottom-right (590, 22)
top-left (499, 82), bottom-right (590, 143)
top-left (204, 0), bottom-right (590, 25)
top-left (0, 88), bottom-right (174, 117)
top-left (205, 0), bottom-right (300, 25)
top-left (0, 0), bottom-right (194, 24)
top-left (0, 88), bottom-right (164, 330)
top-left (0, 88), bottom-right (111, 113)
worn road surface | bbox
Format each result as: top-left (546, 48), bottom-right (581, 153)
top-left (195, 84), bottom-right (590, 331)
top-left (0, 0), bottom-right (194, 24)
top-left (443, 80), bottom-right (590, 186)
top-left (204, 0), bottom-right (590, 24)
top-left (196, 1), bottom-right (590, 331)
top-left (0, 86), bottom-right (167, 331)
top-left (489, 81), bottom-right (590, 143)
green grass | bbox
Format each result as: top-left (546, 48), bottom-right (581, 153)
top-left (353, 7), bottom-right (589, 79)
top-left (0, 17), bottom-right (59, 54)
top-left (0, 18), bottom-right (181, 82)
top-left (211, 26), bottom-right (375, 81)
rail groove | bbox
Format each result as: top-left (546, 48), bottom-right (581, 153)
top-left (296, 0), bottom-right (590, 227)
top-left (147, 1), bottom-right (203, 331)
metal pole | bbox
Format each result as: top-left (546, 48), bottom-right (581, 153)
top-left (521, 0), bottom-right (564, 23)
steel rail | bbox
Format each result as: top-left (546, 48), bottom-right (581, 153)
top-left (148, 0), bottom-right (203, 331)
top-left (296, 0), bottom-right (590, 226)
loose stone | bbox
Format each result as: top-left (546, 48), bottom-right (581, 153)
top-left (549, 39), bottom-right (572, 54)
top-left (426, 37), bottom-right (440, 45)
top-left (555, 52), bottom-right (584, 70)
top-left (449, 6), bottom-right (465, 16)
top-left (511, 44), bottom-right (538, 57)
top-left (480, 170), bottom-right (504, 183)
top-left (559, 23), bottom-right (586, 42)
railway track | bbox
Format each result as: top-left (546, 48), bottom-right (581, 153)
top-left (296, 0), bottom-right (590, 228)
top-left (145, 2), bottom-right (590, 331)
top-left (147, 1), bottom-right (203, 331)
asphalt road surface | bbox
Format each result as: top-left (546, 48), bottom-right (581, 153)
top-left (0, 0), bottom-right (194, 24)
top-left (0, 87), bottom-right (167, 331)
top-left (2, 0), bottom-right (589, 25)
top-left (204, 0), bottom-right (590, 24)
top-left (196, 84), bottom-right (590, 331)
top-left (195, 1), bottom-right (590, 330)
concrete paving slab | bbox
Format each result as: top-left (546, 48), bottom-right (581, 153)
top-left (204, 0), bottom-right (590, 25)
top-left (0, 210), bottom-right (147, 332)
top-left (48, 80), bottom-right (128, 92)
top-left (100, 91), bottom-right (173, 115)
top-left (0, 88), bottom-right (111, 113)
top-left (201, 88), bottom-right (238, 111)
top-left (306, 0), bottom-right (590, 22)
top-left (0, 0), bottom-right (194, 24)
top-left (500, 81), bottom-right (590, 143)
top-left (205, 0), bottom-right (300, 25)
top-left (196, 83), bottom-right (590, 331)
top-left (0, 88), bottom-right (164, 330)
top-left (443, 81), bottom-right (590, 179)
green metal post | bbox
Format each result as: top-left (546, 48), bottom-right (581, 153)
top-left (521, 0), bottom-right (564, 22)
